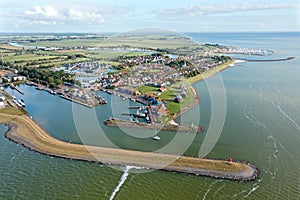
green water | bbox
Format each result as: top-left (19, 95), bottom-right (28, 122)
top-left (1, 33), bottom-right (300, 199)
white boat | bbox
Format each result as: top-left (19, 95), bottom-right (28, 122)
top-left (146, 116), bottom-right (150, 122)
top-left (50, 90), bottom-right (56, 95)
top-left (152, 135), bottom-right (160, 140)
top-left (14, 100), bottom-right (22, 107)
top-left (18, 99), bottom-right (25, 107)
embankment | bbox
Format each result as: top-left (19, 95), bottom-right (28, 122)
top-left (0, 113), bottom-right (258, 181)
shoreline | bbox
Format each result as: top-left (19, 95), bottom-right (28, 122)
top-left (170, 59), bottom-right (235, 120)
top-left (0, 113), bottom-right (258, 181)
top-left (183, 59), bottom-right (235, 85)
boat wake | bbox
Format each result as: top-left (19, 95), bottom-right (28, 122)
top-left (109, 166), bottom-right (139, 200)
top-left (243, 184), bottom-right (259, 198)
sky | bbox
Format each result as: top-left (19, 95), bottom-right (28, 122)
top-left (0, 0), bottom-right (299, 33)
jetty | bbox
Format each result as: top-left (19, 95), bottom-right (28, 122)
top-left (9, 83), bottom-right (24, 95)
top-left (105, 118), bottom-right (204, 134)
top-left (239, 56), bottom-right (295, 62)
top-left (0, 113), bottom-right (258, 182)
top-left (60, 95), bottom-right (93, 108)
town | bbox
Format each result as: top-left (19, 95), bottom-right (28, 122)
top-left (0, 34), bottom-right (244, 128)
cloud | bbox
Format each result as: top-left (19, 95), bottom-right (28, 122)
top-left (25, 6), bottom-right (60, 18)
top-left (67, 8), bottom-right (104, 23)
top-left (28, 20), bottom-right (61, 25)
top-left (24, 5), bottom-right (105, 25)
top-left (157, 3), bottom-right (300, 17)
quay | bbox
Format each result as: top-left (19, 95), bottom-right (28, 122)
top-left (104, 118), bottom-right (204, 134)
top-left (60, 95), bottom-right (93, 108)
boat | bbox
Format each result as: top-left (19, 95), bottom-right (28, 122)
top-left (99, 99), bottom-right (107, 104)
top-left (146, 116), bottom-right (150, 122)
top-left (95, 95), bottom-right (107, 104)
top-left (152, 128), bottom-right (160, 140)
top-left (10, 83), bottom-right (15, 89)
top-left (18, 99), bottom-right (25, 107)
top-left (152, 135), bottom-right (160, 140)
top-left (50, 90), bottom-right (56, 95)
top-left (13, 100), bottom-right (21, 107)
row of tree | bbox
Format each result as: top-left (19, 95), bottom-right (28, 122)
top-left (19, 67), bottom-right (75, 88)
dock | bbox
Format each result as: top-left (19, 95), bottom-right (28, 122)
top-left (104, 118), bottom-right (204, 134)
top-left (128, 106), bottom-right (145, 109)
top-left (60, 95), bottom-right (93, 108)
top-left (9, 83), bottom-right (24, 95)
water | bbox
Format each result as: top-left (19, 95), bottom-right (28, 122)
top-left (1, 32), bottom-right (300, 199)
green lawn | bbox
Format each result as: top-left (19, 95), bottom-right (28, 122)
top-left (19, 35), bottom-right (201, 49)
top-left (0, 106), bottom-right (27, 115)
top-left (159, 86), bottom-right (195, 116)
top-left (138, 86), bottom-right (159, 94)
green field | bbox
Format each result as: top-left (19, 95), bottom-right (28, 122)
top-left (159, 86), bottom-right (194, 116)
top-left (20, 38), bottom-right (105, 48)
top-left (18, 35), bottom-right (200, 49)
top-left (0, 33), bottom-right (207, 71)
top-left (0, 106), bottom-right (27, 115)
top-left (138, 86), bottom-right (159, 94)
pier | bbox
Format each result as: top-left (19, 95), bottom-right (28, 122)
top-left (9, 83), bottom-right (24, 95)
top-left (60, 95), bottom-right (93, 108)
top-left (104, 118), bottom-right (204, 134)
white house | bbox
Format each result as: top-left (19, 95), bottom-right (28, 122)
top-left (13, 76), bottom-right (27, 81)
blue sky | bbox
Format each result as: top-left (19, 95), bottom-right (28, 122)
top-left (0, 0), bottom-right (299, 33)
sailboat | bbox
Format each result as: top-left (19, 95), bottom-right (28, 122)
top-left (152, 129), bottom-right (160, 140)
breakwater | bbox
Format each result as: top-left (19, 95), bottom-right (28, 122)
top-left (0, 113), bottom-right (258, 182)
top-left (240, 56), bottom-right (295, 62)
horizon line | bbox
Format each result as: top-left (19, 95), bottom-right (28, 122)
top-left (0, 30), bottom-right (299, 34)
